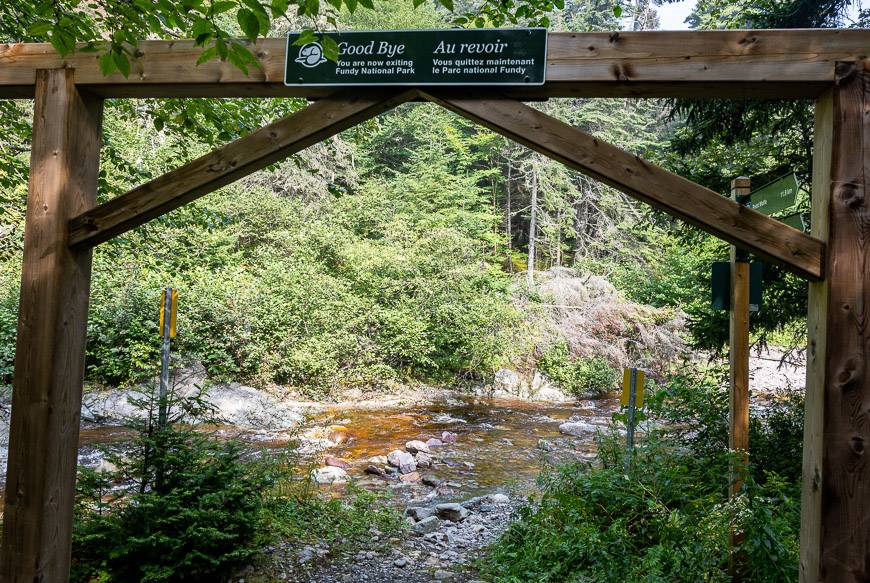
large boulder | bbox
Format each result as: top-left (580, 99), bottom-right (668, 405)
top-left (415, 452), bottom-right (433, 468)
top-left (311, 466), bottom-right (348, 484)
top-left (436, 502), bottom-right (470, 522)
top-left (406, 506), bottom-right (435, 522)
top-left (559, 421), bottom-right (601, 437)
top-left (406, 440), bottom-right (430, 454)
top-left (81, 367), bottom-right (303, 430)
top-left (387, 449), bottom-right (417, 474)
top-left (412, 516), bottom-right (440, 534)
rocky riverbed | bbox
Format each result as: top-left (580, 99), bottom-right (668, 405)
top-left (0, 348), bottom-right (807, 581)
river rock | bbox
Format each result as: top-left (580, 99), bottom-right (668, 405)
top-left (324, 455), bottom-right (350, 469)
top-left (422, 474), bottom-right (443, 487)
top-left (327, 425), bottom-right (350, 444)
top-left (413, 515), bottom-right (440, 534)
top-left (388, 449), bottom-right (417, 474)
top-left (365, 465), bottom-right (388, 478)
top-left (406, 506), bottom-right (435, 521)
top-left (441, 431), bottom-right (458, 444)
top-left (425, 437), bottom-right (444, 447)
top-left (406, 440), bottom-right (431, 454)
top-left (415, 452), bottom-right (433, 468)
top-left (436, 502), bottom-right (470, 522)
top-left (537, 439), bottom-right (555, 451)
top-left (368, 455), bottom-right (389, 465)
top-left (311, 466), bottom-right (348, 484)
top-left (400, 471), bottom-right (421, 483)
top-left (559, 421), bottom-right (600, 437)
top-left (489, 493), bottom-right (510, 504)
top-left (531, 369), bottom-right (573, 401)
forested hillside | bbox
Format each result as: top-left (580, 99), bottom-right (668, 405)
top-left (1, 0), bottom-right (836, 397)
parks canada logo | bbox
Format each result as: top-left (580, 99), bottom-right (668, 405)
top-left (295, 42), bottom-right (327, 68)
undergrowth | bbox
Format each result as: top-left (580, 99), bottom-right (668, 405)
top-left (71, 387), bottom-right (402, 583)
top-left (479, 364), bottom-right (802, 582)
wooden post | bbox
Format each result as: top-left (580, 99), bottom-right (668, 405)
top-left (801, 61), bottom-right (870, 583)
top-left (0, 69), bottom-right (103, 582)
top-left (729, 177), bottom-right (751, 497)
top-left (728, 177), bottom-right (751, 581)
top-left (799, 88), bottom-right (832, 583)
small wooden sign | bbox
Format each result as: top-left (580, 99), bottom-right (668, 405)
top-left (159, 288), bottom-right (178, 338)
top-left (621, 368), bottom-right (645, 407)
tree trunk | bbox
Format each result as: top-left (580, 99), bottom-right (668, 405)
top-left (527, 166), bottom-right (538, 288)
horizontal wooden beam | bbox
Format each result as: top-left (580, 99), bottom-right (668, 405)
top-left (68, 90), bottom-right (416, 247)
top-left (422, 90), bottom-right (825, 280)
top-left (2, 29), bottom-right (868, 99)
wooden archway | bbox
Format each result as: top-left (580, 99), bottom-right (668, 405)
top-left (0, 30), bottom-right (867, 582)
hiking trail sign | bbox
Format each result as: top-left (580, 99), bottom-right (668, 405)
top-left (285, 28), bottom-right (548, 86)
top-left (747, 172), bottom-right (799, 216)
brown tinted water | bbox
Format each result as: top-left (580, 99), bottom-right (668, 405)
top-left (72, 394), bottom-right (621, 503)
top-left (300, 395), bottom-right (620, 499)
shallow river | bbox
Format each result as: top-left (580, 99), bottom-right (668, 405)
top-left (78, 394), bottom-right (621, 503)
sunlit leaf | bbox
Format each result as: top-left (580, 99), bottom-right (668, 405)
top-left (237, 8), bottom-right (260, 40)
top-left (99, 51), bottom-right (117, 76)
top-left (26, 22), bottom-right (52, 37)
top-left (321, 35), bottom-right (339, 61)
top-left (195, 45), bottom-right (218, 65)
top-left (211, 0), bottom-right (237, 14)
top-left (113, 51), bottom-right (131, 77)
top-left (271, 0), bottom-right (290, 16)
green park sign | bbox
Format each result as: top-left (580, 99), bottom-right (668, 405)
top-left (747, 173), bottom-right (799, 216)
top-left (285, 29), bottom-right (548, 87)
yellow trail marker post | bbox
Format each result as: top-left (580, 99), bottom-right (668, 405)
top-left (158, 288), bottom-right (178, 429)
top-left (622, 367), bottom-right (645, 470)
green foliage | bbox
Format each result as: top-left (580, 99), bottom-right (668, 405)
top-left (0, 0), bottom-right (579, 78)
top-left (480, 366), bottom-right (803, 582)
top-left (71, 390), bottom-right (285, 583)
top-left (0, 101), bottom-right (520, 393)
top-left (538, 342), bottom-right (618, 396)
top-left (266, 482), bottom-right (405, 546)
top-left (71, 385), bottom-right (404, 582)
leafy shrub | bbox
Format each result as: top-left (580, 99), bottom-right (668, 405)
top-left (71, 386), bottom-right (406, 583)
top-left (480, 365), bottom-right (803, 582)
top-left (538, 342), bottom-right (618, 396)
top-left (71, 390), bottom-right (282, 583)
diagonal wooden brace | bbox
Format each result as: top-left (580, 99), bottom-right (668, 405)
top-left (68, 89), bottom-right (418, 247)
top-left (421, 90), bottom-right (825, 281)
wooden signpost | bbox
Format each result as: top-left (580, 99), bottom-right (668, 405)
top-left (729, 177), bottom-right (751, 501)
top-left (0, 29), bottom-right (867, 583)
top-left (621, 367), bottom-right (645, 470)
top-left (158, 288), bottom-right (178, 429)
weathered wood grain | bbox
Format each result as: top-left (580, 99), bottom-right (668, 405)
top-left (423, 90), bottom-right (825, 280)
top-left (1, 30), bottom-right (868, 98)
top-left (799, 88), bottom-right (833, 583)
top-left (729, 176), bottom-right (751, 499)
top-left (0, 69), bottom-right (103, 583)
top-left (815, 60), bottom-right (870, 583)
top-left (68, 90), bottom-right (416, 247)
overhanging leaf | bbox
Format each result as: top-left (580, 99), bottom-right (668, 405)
top-left (237, 8), bottom-right (260, 40)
